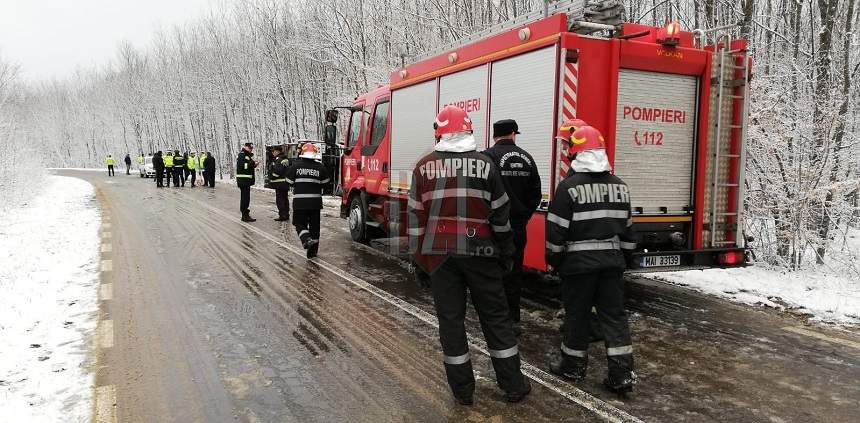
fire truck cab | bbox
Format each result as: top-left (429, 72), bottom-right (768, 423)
top-left (331, 11), bottom-right (751, 272)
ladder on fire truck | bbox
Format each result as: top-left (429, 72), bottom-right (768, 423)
top-left (703, 28), bottom-right (751, 248)
top-left (409, 0), bottom-right (625, 62)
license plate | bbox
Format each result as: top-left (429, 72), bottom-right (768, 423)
top-left (640, 255), bottom-right (681, 267)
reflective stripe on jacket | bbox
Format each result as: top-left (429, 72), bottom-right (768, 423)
top-left (235, 151), bottom-right (256, 185)
top-left (285, 157), bottom-right (329, 209)
top-left (545, 171), bottom-right (637, 274)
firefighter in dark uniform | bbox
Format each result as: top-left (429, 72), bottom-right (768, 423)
top-left (407, 105), bottom-right (530, 405)
top-left (236, 142), bottom-right (258, 222)
top-left (482, 119), bottom-right (541, 334)
top-left (268, 145), bottom-right (290, 221)
top-left (546, 119), bottom-right (637, 394)
top-left (172, 150), bottom-right (186, 187)
top-left (285, 143), bottom-right (329, 258)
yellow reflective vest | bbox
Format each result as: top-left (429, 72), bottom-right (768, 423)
top-left (187, 156), bottom-right (197, 169)
top-left (105, 157), bottom-right (115, 165)
top-left (137, 155), bottom-right (145, 164)
top-left (164, 155), bottom-right (174, 167)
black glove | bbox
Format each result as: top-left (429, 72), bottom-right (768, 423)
top-left (413, 266), bottom-right (431, 289)
top-left (499, 255), bottom-right (514, 274)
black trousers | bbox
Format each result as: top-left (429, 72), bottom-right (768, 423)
top-left (188, 169), bottom-right (196, 187)
top-left (172, 168), bottom-right (183, 187)
top-left (275, 189), bottom-right (290, 218)
top-left (125, 163), bottom-right (130, 174)
top-left (180, 168), bottom-right (187, 185)
top-left (560, 268), bottom-right (634, 379)
top-left (107, 165), bottom-right (114, 176)
top-left (504, 221), bottom-right (528, 323)
top-left (430, 257), bottom-right (525, 397)
top-left (165, 168), bottom-right (172, 186)
top-left (155, 169), bottom-right (164, 187)
top-left (239, 184), bottom-right (251, 214)
top-left (292, 209), bottom-right (320, 245)
top-left (205, 171), bottom-right (215, 187)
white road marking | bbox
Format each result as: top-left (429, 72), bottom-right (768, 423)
top-left (197, 201), bottom-right (642, 423)
top-left (95, 384), bottom-right (117, 423)
top-left (99, 284), bottom-right (113, 301)
top-left (101, 260), bottom-right (113, 272)
top-left (101, 232), bottom-right (112, 239)
top-left (783, 326), bottom-right (860, 351)
top-left (97, 320), bottom-right (114, 349)
top-left (101, 243), bottom-right (112, 253)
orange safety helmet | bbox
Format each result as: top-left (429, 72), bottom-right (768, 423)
top-left (299, 142), bottom-right (320, 158)
top-left (434, 105), bottom-right (473, 138)
top-left (556, 118), bottom-right (605, 156)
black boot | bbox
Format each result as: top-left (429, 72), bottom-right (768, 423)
top-left (241, 212), bottom-right (256, 222)
top-left (549, 355), bottom-right (587, 381)
top-left (504, 378), bottom-right (531, 403)
top-left (306, 239), bottom-right (319, 258)
top-left (603, 371), bottom-right (636, 395)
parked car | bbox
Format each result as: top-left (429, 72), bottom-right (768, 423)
top-left (139, 156), bottom-right (156, 178)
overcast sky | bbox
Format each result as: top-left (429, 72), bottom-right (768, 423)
top-left (0, 0), bottom-right (213, 81)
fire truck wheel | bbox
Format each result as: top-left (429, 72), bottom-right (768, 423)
top-left (348, 194), bottom-right (369, 244)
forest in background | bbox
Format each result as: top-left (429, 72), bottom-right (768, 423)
top-left (0, 0), bottom-right (858, 271)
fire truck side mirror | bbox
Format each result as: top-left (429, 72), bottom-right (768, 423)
top-left (324, 124), bottom-right (338, 146)
top-left (325, 109), bottom-right (339, 123)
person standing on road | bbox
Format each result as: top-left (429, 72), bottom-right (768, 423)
top-left (105, 155), bottom-right (115, 176)
top-left (285, 143), bottom-right (329, 258)
top-left (268, 145), bottom-right (291, 222)
top-left (482, 119), bottom-right (541, 335)
top-left (203, 151), bottom-right (216, 188)
top-left (172, 150), bottom-right (186, 187)
top-left (546, 119), bottom-right (637, 395)
top-left (187, 152), bottom-right (197, 187)
top-left (236, 143), bottom-right (258, 221)
top-left (163, 151), bottom-right (174, 187)
top-left (153, 151), bottom-right (164, 188)
top-left (407, 105), bottom-right (530, 405)
top-left (124, 154), bottom-right (132, 175)
top-left (137, 152), bottom-right (145, 168)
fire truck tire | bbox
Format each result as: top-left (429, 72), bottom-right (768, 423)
top-left (348, 194), bottom-right (369, 244)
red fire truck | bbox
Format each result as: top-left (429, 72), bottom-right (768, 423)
top-left (327, 9), bottom-right (751, 271)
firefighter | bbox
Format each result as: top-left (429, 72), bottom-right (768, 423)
top-left (153, 151), bottom-right (164, 187)
top-left (124, 154), bottom-right (132, 175)
top-left (285, 143), bottom-right (329, 258)
top-left (203, 151), bottom-right (216, 188)
top-left (268, 145), bottom-right (291, 221)
top-left (482, 119), bottom-right (541, 335)
top-left (187, 152), bottom-right (197, 187)
top-left (236, 143), bottom-right (258, 221)
top-left (546, 119), bottom-right (637, 395)
top-left (407, 105), bottom-right (530, 405)
top-left (105, 155), bottom-right (115, 176)
top-left (163, 151), bottom-right (174, 187)
top-left (172, 150), bottom-right (186, 187)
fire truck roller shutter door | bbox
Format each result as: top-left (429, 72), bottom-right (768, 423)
top-left (614, 69), bottom-right (698, 214)
top-left (489, 46), bottom-right (557, 200)
top-left (390, 80), bottom-right (437, 191)
top-left (437, 64), bottom-right (489, 151)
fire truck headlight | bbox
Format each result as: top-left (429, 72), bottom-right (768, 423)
top-left (670, 231), bottom-right (686, 247)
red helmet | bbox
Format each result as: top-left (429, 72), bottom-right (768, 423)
top-left (300, 142), bottom-right (319, 158)
top-left (555, 118), bottom-right (588, 142)
top-left (568, 125), bottom-right (606, 156)
top-left (434, 105), bottom-right (473, 138)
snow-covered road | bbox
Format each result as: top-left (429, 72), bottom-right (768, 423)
top-left (0, 175), bottom-right (100, 422)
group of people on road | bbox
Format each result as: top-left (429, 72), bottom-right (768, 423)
top-left (237, 142), bottom-right (330, 259)
top-left (408, 105), bottom-right (637, 405)
top-left (150, 150), bottom-right (215, 188)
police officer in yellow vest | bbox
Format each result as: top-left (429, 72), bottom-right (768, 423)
top-left (187, 152), bottom-right (198, 187)
top-left (105, 155), bottom-right (116, 176)
top-left (163, 151), bottom-right (174, 187)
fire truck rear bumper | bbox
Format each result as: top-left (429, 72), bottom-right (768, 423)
top-left (628, 248), bottom-right (751, 273)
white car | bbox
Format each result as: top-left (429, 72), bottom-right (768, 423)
top-left (139, 156), bottom-right (156, 178)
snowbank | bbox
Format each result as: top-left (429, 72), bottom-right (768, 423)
top-left (647, 265), bottom-right (860, 324)
top-left (0, 175), bottom-right (101, 421)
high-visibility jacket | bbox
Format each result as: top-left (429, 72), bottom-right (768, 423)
top-left (407, 149), bottom-right (515, 273)
top-left (105, 157), bottom-right (115, 165)
top-left (164, 155), bottom-right (174, 167)
top-left (137, 155), bottom-right (145, 164)
top-left (187, 156), bottom-right (197, 169)
top-left (268, 155), bottom-right (289, 190)
top-left (199, 153), bottom-right (207, 169)
top-left (285, 157), bottom-right (329, 209)
top-left (545, 171), bottom-right (637, 274)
